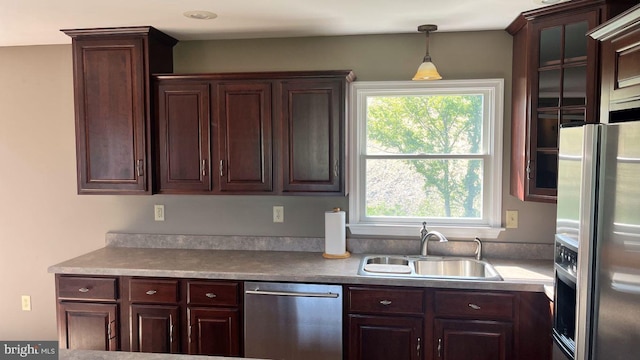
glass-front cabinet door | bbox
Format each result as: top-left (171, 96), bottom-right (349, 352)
top-left (529, 11), bottom-right (599, 200)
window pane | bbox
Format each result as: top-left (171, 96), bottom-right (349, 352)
top-left (538, 69), bottom-right (561, 108)
top-left (540, 26), bottom-right (562, 66)
top-left (366, 95), bottom-right (483, 155)
top-left (563, 65), bottom-right (587, 106)
top-left (366, 159), bottom-right (483, 218)
top-left (537, 111), bottom-right (559, 149)
top-left (564, 21), bottom-right (589, 62)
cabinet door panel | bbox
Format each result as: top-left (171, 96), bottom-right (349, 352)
top-left (130, 305), bottom-right (180, 353)
top-left (281, 80), bottom-right (344, 193)
top-left (188, 307), bottom-right (240, 356)
top-left (58, 302), bottom-right (118, 351)
top-left (157, 82), bottom-right (211, 192)
top-left (434, 319), bottom-right (513, 360)
top-left (73, 38), bottom-right (147, 193)
top-left (217, 82), bottom-right (272, 192)
top-left (348, 314), bottom-right (422, 360)
top-left (509, 5), bottom-right (602, 203)
top-left (603, 27), bottom-right (640, 113)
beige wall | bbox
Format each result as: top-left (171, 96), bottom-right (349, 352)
top-left (0, 30), bottom-right (556, 340)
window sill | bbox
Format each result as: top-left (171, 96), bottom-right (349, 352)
top-left (347, 223), bottom-right (505, 240)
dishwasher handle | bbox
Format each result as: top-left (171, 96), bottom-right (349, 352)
top-left (245, 289), bottom-right (340, 298)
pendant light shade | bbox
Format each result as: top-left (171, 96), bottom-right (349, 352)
top-left (412, 24), bottom-right (442, 80)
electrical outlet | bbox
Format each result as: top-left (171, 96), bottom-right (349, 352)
top-left (154, 204), bottom-right (165, 221)
top-left (21, 295), bottom-right (31, 311)
top-left (506, 210), bottom-right (519, 229)
top-left (273, 206), bottom-right (284, 223)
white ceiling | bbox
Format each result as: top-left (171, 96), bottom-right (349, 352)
top-left (0, 0), bottom-right (550, 47)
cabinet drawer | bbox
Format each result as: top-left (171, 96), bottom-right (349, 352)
top-left (187, 280), bottom-right (239, 306)
top-left (57, 276), bottom-right (117, 301)
top-left (129, 278), bottom-right (179, 304)
top-left (434, 291), bottom-right (515, 320)
top-left (348, 287), bottom-right (424, 315)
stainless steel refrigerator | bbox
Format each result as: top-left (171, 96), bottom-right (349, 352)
top-left (555, 121), bottom-right (640, 360)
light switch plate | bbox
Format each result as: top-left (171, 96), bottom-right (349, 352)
top-left (21, 295), bottom-right (31, 311)
top-left (506, 210), bottom-right (518, 229)
top-left (273, 206), bottom-right (284, 223)
top-left (154, 205), bottom-right (165, 221)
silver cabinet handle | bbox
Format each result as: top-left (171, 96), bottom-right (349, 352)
top-left (202, 159), bottom-right (207, 177)
top-left (205, 292), bottom-right (217, 299)
top-left (379, 300), bottom-right (392, 306)
top-left (107, 320), bottom-right (116, 340)
top-left (526, 160), bottom-right (532, 179)
top-left (417, 337), bottom-right (421, 358)
top-left (468, 303), bottom-right (481, 310)
top-left (78, 287), bottom-right (89, 293)
top-left (438, 338), bottom-right (442, 358)
top-left (169, 315), bottom-right (174, 343)
top-left (334, 159), bottom-right (338, 178)
top-left (145, 290), bottom-right (157, 295)
top-left (136, 159), bottom-right (144, 177)
top-left (219, 160), bottom-right (224, 177)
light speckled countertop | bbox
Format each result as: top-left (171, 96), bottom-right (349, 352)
top-left (48, 246), bottom-right (553, 292)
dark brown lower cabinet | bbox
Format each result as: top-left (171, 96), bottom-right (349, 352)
top-left (346, 286), bottom-right (550, 360)
top-left (57, 302), bottom-right (118, 351)
top-left (56, 276), bottom-right (550, 360)
top-left (187, 307), bottom-right (241, 356)
top-left (348, 314), bottom-right (422, 360)
top-left (434, 319), bottom-right (513, 360)
top-left (130, 305), bottom-right (180, 353)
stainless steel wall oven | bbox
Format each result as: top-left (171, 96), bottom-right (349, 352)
top-left (553, 237), bottom-right (578, 360)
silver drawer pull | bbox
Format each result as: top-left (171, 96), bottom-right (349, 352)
top-left (468, 303), bottom-right (481, 310)
top-left (78, 287), bottom-right (90, 293)
top-left (146, 290), bottom-right (157, 295)
top-left (205, 292), bottom-right (217, 299)
top-left (380, 300), bottom-right (392, 306)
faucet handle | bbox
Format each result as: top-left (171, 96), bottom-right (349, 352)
top-left (421, 221), bottom-right (428, 236)
top-left (474, 237), bottom-right (483, 260)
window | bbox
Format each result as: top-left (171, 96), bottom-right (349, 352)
top-left (348, 79), bottom-right (504, 239)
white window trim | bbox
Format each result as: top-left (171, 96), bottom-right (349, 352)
top-left (347, 79), bottom-right (506, 239)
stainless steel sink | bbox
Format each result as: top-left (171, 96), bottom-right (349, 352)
top-left (358, 255), bottom-right (503, 281)
top-left (364, 256), bottom-right (410, 266)
top-left (413, 258), bottom-right (501, 279)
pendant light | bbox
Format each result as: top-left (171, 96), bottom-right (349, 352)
top-left (412, 24), bottom-right (442, 80)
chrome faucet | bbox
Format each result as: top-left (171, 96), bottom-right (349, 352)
top-left (474, 237), bottom-right (483, 260)
top-left (420, 221), bottom-right (448, 256)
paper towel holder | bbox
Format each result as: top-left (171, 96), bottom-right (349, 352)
top-left (323, 208), bottom-right (350, 259)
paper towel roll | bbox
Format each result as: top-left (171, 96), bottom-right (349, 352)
top-left (324, 208), bottom-right (349, 258)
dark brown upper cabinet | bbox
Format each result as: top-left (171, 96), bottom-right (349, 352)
top-left (281, 79), bottom-right (345, 194)
top-left (62, 27), bottom-right (177, 194)
top-left (153, 70), bottom-right (355, 195)
top-left (590, 3), bottom-right (640, 122)
top-left (507, 0), bottom-right (637, 203)
top-left (216, 81), bottom-right (273, 193)
top-left (156, 82), bottom-right (211, 193)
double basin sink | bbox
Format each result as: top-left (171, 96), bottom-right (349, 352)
top-left (358, 255), bottom-right (503, 281)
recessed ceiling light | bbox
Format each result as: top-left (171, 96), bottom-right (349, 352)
top-left (183, 11), bottom-right (217, 20)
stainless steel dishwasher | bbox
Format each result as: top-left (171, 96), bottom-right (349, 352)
top-left (244, 281), bottom-right (343, 360)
